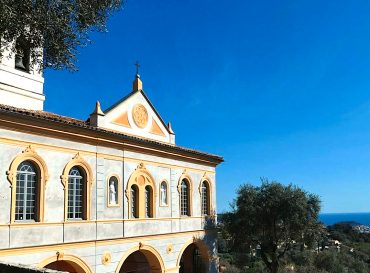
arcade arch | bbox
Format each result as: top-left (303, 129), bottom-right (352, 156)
top-left (115, 245), bottom-right (164, 273)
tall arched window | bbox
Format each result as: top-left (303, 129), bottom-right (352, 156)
top-left (145, 186), bottom-right (153, 218)
top-left (61, 153), bottom-right (93, 221)
top-left (131, 185), bottom-right (139, 218)
top-left (201, 182), bottom-right (210, 215)
top-left (160, 181), bottom-right (168, 206)
top-left (180, 179), bottom-right (190, 216)
top-left (67, 167), bottom-right (85, 220)
top-left (15, 161), bottom-right (37, 221)
top-left (8, 146), bottom-right (48, 223)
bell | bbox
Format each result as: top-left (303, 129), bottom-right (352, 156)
top-left (15, 53), bottom-right (26, 70)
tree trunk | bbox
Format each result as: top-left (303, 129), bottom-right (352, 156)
top-left (261, 250), bottom-right (279, 273)
top-left (270, 260), bottom-right (279, 273)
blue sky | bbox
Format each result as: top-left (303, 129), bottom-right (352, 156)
top-left (44, 0), bottom-right (370, 213)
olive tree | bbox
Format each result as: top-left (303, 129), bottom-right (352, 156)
top-left (0, 0), bottom-right (123, 71)
top-left (223, 179), bottom-right (322, 273)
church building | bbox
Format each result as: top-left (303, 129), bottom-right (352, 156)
top-left (0, 42), bottom-right (223, 273)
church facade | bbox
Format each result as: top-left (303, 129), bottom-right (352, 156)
top-left (0, 44), bottom-right (223, 273)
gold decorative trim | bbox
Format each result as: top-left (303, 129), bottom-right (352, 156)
top-left (125, 163), bottom-right (157, 219)
top-left (60, 153), bottom-right (94, 221)
top-left (38, 253), bottom-right (93, 273)
top-left (176, 238), bottom-right (211, 272)
top-left (0, 118), bottom-right (222, 167)
top-left (114, 244), bottom-right (164, 273)
top-left (166, 244), bottom-right (173, 254)
top-left (56, 250), bottom-right (64, 260)
top-left (0, 230), bottom-right (214, 257)
top-left (101, 252), bottom-right (112, 265)
top-left (0, 137), bottom-right (218, 171)
top-left (0, 216), bottom-right (210, 228)
top-left (7, 145), bottom-right (49, 223)
top-left (7, 145), bottom-right (49, 186)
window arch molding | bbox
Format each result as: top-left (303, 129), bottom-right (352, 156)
top-left (7, 146), bottom-right (49, 223)
top-left (60, 153), bottom-right (94, 221)
top-left (199, 177), bottom-right (213, 216)
top-left (177, 172), bottom-right (193, 217)
top-left (125, 163), bottom-right (157, 219)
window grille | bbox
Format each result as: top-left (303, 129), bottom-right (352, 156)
top-left (193, 247), bottom-right (203, 273)
top-left (131, 185), bottom-right (138, 218)
top-left (180, 180), bottom-right (189, 216)
top-left (15, 161), bottom-right (37, 221)
top-left (145, 186), bottom-right (152, 218)
top-left (68, 167), bottom-right (84, 220)
top-left (201, 182), bottom-right (209, 215)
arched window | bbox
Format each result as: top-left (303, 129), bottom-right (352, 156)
top-left (145, 186), bottom-right (153, 218)
top-left (61, 153), bottom-right (93, 221)
top-left (67, 167), bottom-right (85, 220)
top-left (131, 185), bottom-right (139, 218)
top-left (160, 181), bottom-right (168, 206)
top-left (180, 179), bottom-right (190, 216)
top-left (126, 165), bottom-right (156, 219)
top-left (201, 182), bottom-right (210, 215)
top-left (8, 146), bottom-right (48, 223)
top-left (15, 161), bottom-right (37, 221)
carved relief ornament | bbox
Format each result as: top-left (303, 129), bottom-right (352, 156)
top-left (6, 145), bottom-right (49, 186)
top-left (132, 104), bottom-right (149, 128)
top-left (60, 152), bottom-right (94, 189)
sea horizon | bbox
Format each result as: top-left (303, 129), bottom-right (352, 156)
top-left (319, 212), bottom-right (370, 226)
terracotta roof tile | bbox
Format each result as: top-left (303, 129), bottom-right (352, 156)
top-left (0, 104), bottom-right (223, 163)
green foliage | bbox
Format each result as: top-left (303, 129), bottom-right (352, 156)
top-left (328, 222), bottom-right (370, 244)
top-left (223, 179), bottom-right (322, 273)
top-left (0, 0), bottom-right (123, 70)
top-left (313, 250), bottom-right (370, 273)
top-left (327, 222), bottom-right (370, 259)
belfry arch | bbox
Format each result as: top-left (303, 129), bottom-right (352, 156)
top-left (115, 245), bottom-right (164, 273)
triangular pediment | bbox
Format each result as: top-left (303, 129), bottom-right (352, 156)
top-left (99, 90), bottom-right (172, 143)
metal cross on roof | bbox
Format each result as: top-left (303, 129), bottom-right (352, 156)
top-left (134, 61), bottom-right (140, 75)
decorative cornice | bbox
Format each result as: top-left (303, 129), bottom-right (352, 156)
top-left (0, 105), bottom-right (223, 166)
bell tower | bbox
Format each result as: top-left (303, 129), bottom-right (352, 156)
top-left (0, 39), bottom-right (45, 110)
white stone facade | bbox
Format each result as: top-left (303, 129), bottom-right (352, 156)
top-left (0, 71), bottom-right (222, 273)
top-left (0, 41), bottom-right (45, 110)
